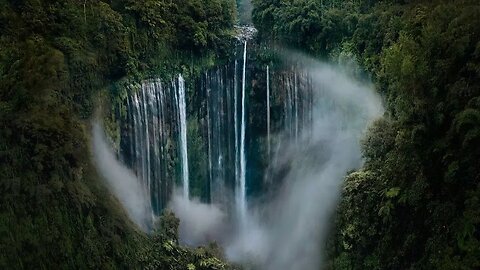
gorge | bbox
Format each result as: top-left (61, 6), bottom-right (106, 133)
top-left (2, 0), bottom-right (479, 269)
top-left (97, 24), bottom-right (383, 268)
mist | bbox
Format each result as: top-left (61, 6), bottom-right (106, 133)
top-left (169, 192), bottom-right (228, 246)
top-left (91, 122), bottom-right (151, 230)
top-left (225, 55), bottom-right (383, 269)
top-left (92, 120), bottom-right (228, 241)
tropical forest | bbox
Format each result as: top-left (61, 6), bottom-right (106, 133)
top-left (0, 0), bottom-right (479, 269)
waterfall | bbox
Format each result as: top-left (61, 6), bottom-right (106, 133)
top-left (207, 71), bottom-right (220, 204)
top-left (294, 73), bottom-right (298, 141)
top-left (112, 27), bottom-right (383, 270)
top-left (177, 75), bottom-right (189, 198)
top-left (278, 69), bottom-right (311, 141)
top-left (120, 29), bottom-right (322, 233)
top-left (119, 44), bottom-right (333, 251)
top-left (118, 26), bottom-right (258, 222)
top-left (202, 65), bottom-right (236, 207)
top-left (215, 69), bottom-right (224, 203)
top-left (285, 73), bottom-right (294, 137)
top-left (123, 76), bottom-right (189, 215)
top-left (238, 41), bottom-right (248, 224)
top-left (234, 60), bottom-right (240, 199)
top-left (206, 71), bottom-right (213, 201)
top-left (121, 60), bottom-right (315, 219)
top-left (267, 65), bottom-right (271, 157)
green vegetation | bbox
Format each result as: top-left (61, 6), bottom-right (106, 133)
top-left (143, 212), bottom-right (238, 270)
top-left (0, 0), bottom-right (235, 268)
top-left (2, 0), bottom-right (479, 268)
top-left (253, 0), bottom-right (480, 269)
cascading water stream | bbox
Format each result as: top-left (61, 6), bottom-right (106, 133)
top-left (234, 60), bottom-right (240, 201)
top-left (101, 18), bottom-right (383, 270)
top-left (177, 75), bottom-right (189, 198)
top-left (238, 41), bottom-right (248, 225)
top-left (119, 56), bottom-right (323, 234)
top-left (206, 71), bottom-right (213, 200)
top-left (294, 73), bottom-right (298, 141)
top-left (121, 76), bottom-right (192, 216)
top-left (121, 26), bottom-right (258, 228)
top-left (141, 83), bottom-right (151, 195)
top-left (267, 65), bottom-right (271, 158)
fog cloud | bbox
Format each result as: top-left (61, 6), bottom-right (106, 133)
top-left (225, 55), bottom-right (383, 269)
top-left (169, 192), bottom-right (227, 246)
top-left (92, 122), bottom-right (151, 230)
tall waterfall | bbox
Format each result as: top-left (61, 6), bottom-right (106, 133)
top-left (141, 84), bottom-right (151, 197)
top-left (206, 71), bottom-right (213, 199)
top-left (121, 61), bottom-right (315, 218)
top-left (177, 75), bottom-right (189, 198)
top-left (238, 41), bottom-right (248, 224)
top-left (234, 60), bottom-right (240, 204)
top-left (266, 65), bottom-right (271, 157)
top-left (109, 25), bottom-right (382, 270)
top-left (274, 69), bottom-right (314, 141)
top-left (294, 73), bottom-right (298, 140)
top-left (116, 26), bottom-right (260, 225)
top-left (119, 29), bottom-right (325, 239)
top-left (123, 77), bottom-right (188, 215)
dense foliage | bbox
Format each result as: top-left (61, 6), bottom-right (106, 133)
top-left (3, 0), bottom-right (479, 268)
top-left (0, 0), bottom-right (235, 268)
top-left (253, 0), bottom-right (480, 269)
top-left (143, 212), bottom-right (238, 270)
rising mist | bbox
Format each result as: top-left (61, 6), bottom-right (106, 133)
top-left (225, 55), bottom-right (383, 269)
top-left (169, 192), bottom-right (228, 246)
top-left (91, 122), bottom-right (151, 230)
